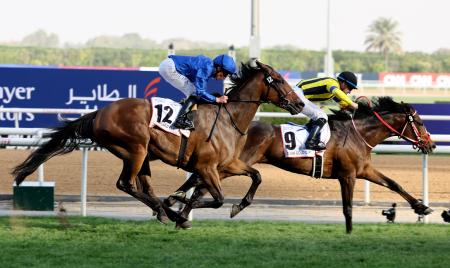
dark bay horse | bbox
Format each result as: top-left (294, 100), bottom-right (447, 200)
top-left (169, 97), bottom-right (435, 232)
top-left (11, 61), bottom-right (304, 225)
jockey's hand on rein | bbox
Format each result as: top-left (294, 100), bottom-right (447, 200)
top-left (216, 95), bottom-right (228, 104)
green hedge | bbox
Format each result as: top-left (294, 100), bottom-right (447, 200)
top-left (1, 46), bottom-right (449, 72)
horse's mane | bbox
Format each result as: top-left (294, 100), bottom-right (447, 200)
top-left (226, 62), bottom-right (261, 93)
top-left (329, 96), bottom-right (413, 122)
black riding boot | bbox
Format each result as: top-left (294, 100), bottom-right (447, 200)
top-left (305, 118), bottom-right (327, 150)
top-left (173, 96), bottom-right (196, 130)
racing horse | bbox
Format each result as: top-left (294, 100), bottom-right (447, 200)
top-left (11, 61), bottom-right (304, 224)
top-left (169, 97), bottom-right (435, 232)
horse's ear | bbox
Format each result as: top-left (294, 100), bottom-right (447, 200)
top-left (254, 60), bottom-right (264, 69)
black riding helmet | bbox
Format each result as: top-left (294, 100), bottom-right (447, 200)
top-left (337, 71), bottom-right (358, 90)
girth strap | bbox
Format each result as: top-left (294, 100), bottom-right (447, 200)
top-left (176, 135), bottom-right (189, 168)
top-left (311, 154), bottom-right (324, 179)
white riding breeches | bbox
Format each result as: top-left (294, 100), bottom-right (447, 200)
top-left (159, 58), bottom-right (196, 98)
top-left (294, 86), bottom-right (328, 121)
top-left (294, 86), bottom-right (330, 141)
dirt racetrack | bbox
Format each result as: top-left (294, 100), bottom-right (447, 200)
top-left (0, 149), bottom-right (449, 204)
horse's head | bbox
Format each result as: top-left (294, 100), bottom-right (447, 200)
top-left (366, 97), bottom-right (436, 154)
top-left (399, 104), bottom-right (436, 154)
top-left (252, 61), bottom-right (304, 114)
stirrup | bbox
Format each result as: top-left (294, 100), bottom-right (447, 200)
top-left (305, 141), bottom-right (326, 151)
top-left (173, 117), bottom-right (194, 130)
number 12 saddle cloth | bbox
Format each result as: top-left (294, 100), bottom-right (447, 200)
top-left (149, 97), bottom-right (191, 138)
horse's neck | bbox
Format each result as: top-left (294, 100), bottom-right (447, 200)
top-left (353, 115), bottom-right (399, 147)
top-left (225, 77), bottom-right (265, 131)
top-left (228, 102), bottom-right (260, 129)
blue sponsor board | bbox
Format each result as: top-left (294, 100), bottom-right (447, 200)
top-left (412, 104), bottom-right (450, 136)
top-left (0, 67), bottom-right (223, 128)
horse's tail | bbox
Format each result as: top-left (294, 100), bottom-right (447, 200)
top-left (11, 111), bottom-right (98, 185)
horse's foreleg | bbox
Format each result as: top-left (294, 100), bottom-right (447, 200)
top-left (175, 187), bottom-right (209, 229)
top-left (338, 176), bottom-right (356, 234)
top-left (361, 166), bottom-right (433, 215)
top-left (188, 166), bottom-right (224, 209)
top-left (164, 173), bottom-right (202, 207)
top-left (221, 160), bottom-right (262, 218)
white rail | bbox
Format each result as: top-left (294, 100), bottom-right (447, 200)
top-left (1, 107), bottom-right (449, 220)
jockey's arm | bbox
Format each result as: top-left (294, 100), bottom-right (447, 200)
top-left (194, 71), bottom-right (218, 103)
top-left (331, 87), bottom-right (358, 110)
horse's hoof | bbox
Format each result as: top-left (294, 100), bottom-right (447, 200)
top-left (175, 220), bottom-right (192, 230)
top-left (156, 213), bottom-right (170, 225)
top-left (163, 196), bottom-right (177, 207)
top-left (422, 207), bottom-right (433, 215)
top-left (230, 204), bottom-right (241, 218)
top-left (413, 201), bottom-right (433, 215)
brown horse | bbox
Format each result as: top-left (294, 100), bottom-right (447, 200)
top-left (11, 61), bottom-right (304, 225)
top-left (169, 97), bottom-right (436, 232)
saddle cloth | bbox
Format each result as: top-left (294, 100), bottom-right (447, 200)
top-left (280, 122), bottom-right (330, 158)
top-left (149, 97), bottom-right (190, 138)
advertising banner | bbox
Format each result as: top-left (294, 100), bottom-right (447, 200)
top-left (380, 72), bottom-right (450, 87)
top-left (0, 67), bottom-right (223, 127)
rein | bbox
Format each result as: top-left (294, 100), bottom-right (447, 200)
top-left (351, 105), bottom-right (431, 150)
top-left (206, 103), bottom-right (248, 142)
top-left (372, 110), bottom-right (431, 150)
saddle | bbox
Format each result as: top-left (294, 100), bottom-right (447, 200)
top-left (280, 123), bottom-right (330, 178)
top-left (149, 97), bottom-right (193, 168)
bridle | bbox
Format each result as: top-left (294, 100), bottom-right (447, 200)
top-left (225, 65), bottom-right (296, 107)
top-left (351, 98), bottom-right (432, 151)
top-left (208, 66), bottom-right (296, 140)
top-left (372, 110), bottom-right (432, 151)
top-left (261, 67), bottom-right (297, 110)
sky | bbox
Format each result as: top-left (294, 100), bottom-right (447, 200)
top-left (2, 0), bottom-right (449, 53)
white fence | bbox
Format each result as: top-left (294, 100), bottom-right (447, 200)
top-left (1, 107), bottom-right (449, 220)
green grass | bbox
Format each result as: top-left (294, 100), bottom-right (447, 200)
top-left (0, 217), bottom-right (449, 268)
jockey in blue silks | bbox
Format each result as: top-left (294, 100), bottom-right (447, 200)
top-left (159, 54), bottom-right (237, 130)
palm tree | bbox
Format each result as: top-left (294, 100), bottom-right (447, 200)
top-left (365, 17), bottom-right (402, 71)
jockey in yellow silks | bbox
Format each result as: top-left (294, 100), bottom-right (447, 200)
top-left (293, 71), bottom-right (359, 150)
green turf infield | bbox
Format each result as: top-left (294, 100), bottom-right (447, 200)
top-left (0, 216), bottom-right (448, 268)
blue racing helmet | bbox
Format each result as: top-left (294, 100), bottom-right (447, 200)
top-left (213, 54), bottom-right (236, 75)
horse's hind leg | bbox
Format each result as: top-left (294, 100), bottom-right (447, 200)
top-left (112, 145), bottom-right (180, 223)
top-left (137, 156), bottom-right (180, 224)
top-left (338, 176), bottom-right (356, 234)
top-left (361, 166), bottom-right (432, 215)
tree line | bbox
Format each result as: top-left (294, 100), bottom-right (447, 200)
top-left (1, 45), bottom-right (449, 73)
